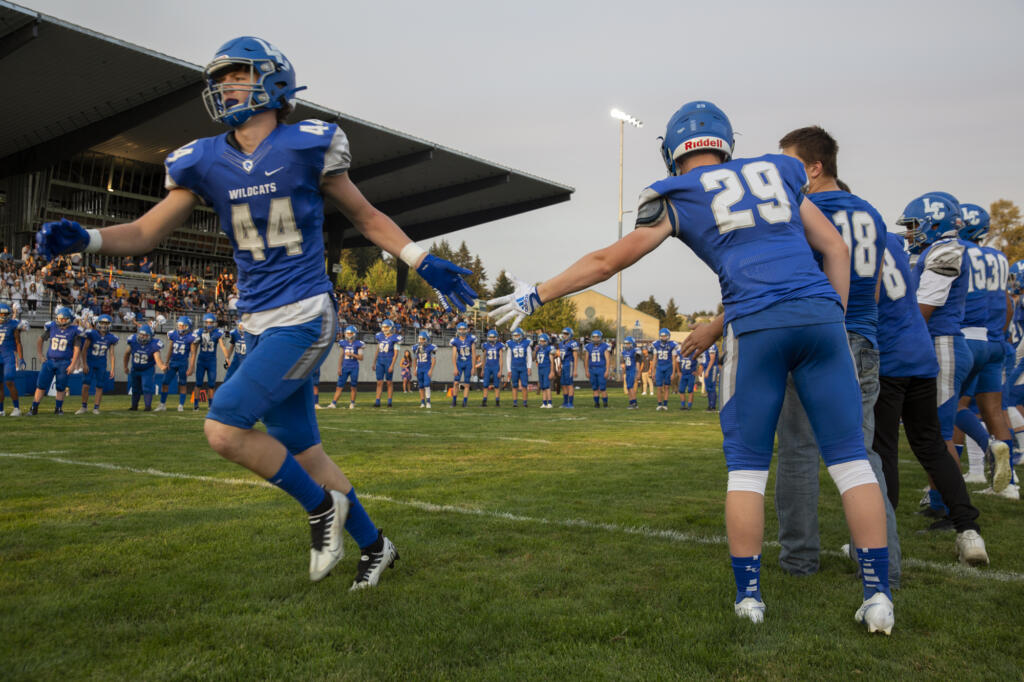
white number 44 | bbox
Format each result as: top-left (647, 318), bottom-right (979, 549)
top-left (229, 198), bottom-right (303, 261)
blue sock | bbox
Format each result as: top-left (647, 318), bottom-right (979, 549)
top-left (267, 455), bottom-right (327, 513)
top-left (928, 488), bottom-right (948, 514)
top-left (856, 547), bottom-right (891, 599)
top-left (462, 397), bottom-right (467, 407)
top-left (344, 488), bottom-right (379, 547)
top-left (55, 399), bottom-right (63, 410)
top-left (482, 397), bottom-right (488, 405)
top-left (561, 394), bottom-right (567, 405)
top-left (11, 398), bottom-right (18, 408)
top-left (955, 444), bottom-right (964, 460)
top-left (387, 398), bottom-right (392, 406)
top-left (179, 394), bottom-right (186, 406)
top-left (0, 401), bottom-right (4, 412)
top-left (143, 395), bottom-right (153, 409)
top-left (602, 397), bottom-right (608, 406)
top-left (31, 401), bottom-right (39, 410)
top-left (496, 398), bottom-right (500, 406)
top-left (569, 395), bottom-right (574, 406)
top-left (730, 555), bottom-right (762, 602)
top-left (82, 401), bottom-right (88, 409)
top-left (955, 408), bottom-right (990, 449)
top-left (160, 390), bottom-right (168, 405)
top-left (594, 396), bottom-right (600, 407)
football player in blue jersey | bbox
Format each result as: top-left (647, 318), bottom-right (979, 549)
top-left (30, 307), bottom-right (83, 416)
top-left (698, 345), bottom-right (718, 411)
top-left (194, 313), bottom-right (226, 411)
top-left (373, 320), bottom-right (401, 408)
top-left (479, 329), bottom-right (504, 407)
top-left (620, 336), bottom-right (639, 409)
top-left (450, 322), bottom-right (476, 408)
top-left (414, 331), bottom-right (437, 408)
top-left (651, 329), bottom-right (677, 411)
top-left (556, 327), bottom-right (580, 408)
top-left (507, 327), bottom-right (532, 407)
top-left (36, 37), bottom-right (476, 586)
top-left (490, 100), bottom-right (892, 631)
top-left (123, 324), bottom-right (167, 412)
top-left (582, 330), bottom-right (610, 407)
top-left (676, 346), bottom-right (696, 410)
top-left (77, 314), bottom-right (118, 415)
top-left (535, 333), bottom-right (555, 408)
top-left (329, 325), bottom-right (363, 409)
top-left (0, 302), bottom-right (26, 417)
top-left (223, 321), bottom-right (247, 384)
top-left (157, 316), bottom-right (198, 412)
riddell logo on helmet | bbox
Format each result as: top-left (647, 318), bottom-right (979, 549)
top-left (682, 137), bottom-right (725, 152)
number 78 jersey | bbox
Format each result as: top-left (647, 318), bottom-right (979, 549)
top-left (638, 153), bottom-right (838, 329)
top-left (164, 119), bottom-right (351, 314)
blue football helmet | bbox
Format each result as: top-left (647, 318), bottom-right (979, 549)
top-left (660, 101), bottom-right (734, 175)
top-left (538, 333), bottom-right (550, 345)
top-left (96, 314), bottom-right (112, 333)
top-left (959, 203), bottom-right (990, 243)
top-left (137, 324), bottom-right (153, 343)
top-left (623, 335), bottom-right (635, 349)
top-left (486, 329), bottom-right (499, 341)
top-left (456, 321), bottom-right (468, 336)
top-left (381, 319), bottom-right (394, 333)
top-left (590, 330), bottom-right (603, 340)
top-left (659, 328), bottom-right (670, 340)
top-left (203, 313), bottom-right (217, 329)
top-left (177, 316), bottom-right (193, 333)
top-left (344, 325), bottom-right (357, 339)
top-left (418, 330), bottom-right (430, 342)
top-left (512, 327), bottom-right (525, 341)
top-left (55, 306), bottom-right (73, 327)
top-left (561, 327), bottom-right (574, 340)
top-left (202, 37), bottom-right (307, 127)
top-left (0, 302), bottom-right (11, 323)
top-left (1009, 260), bottom-right (1024, 296)
top-left (896, 193), bottom-right (963, 253)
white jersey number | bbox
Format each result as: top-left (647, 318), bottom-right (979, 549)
top-left (701, 161), bottom-right (792, 234)
top-left (880, 250), bottom-right (907, 301)
top-left (230, 198), bottom-right (303, 261)
top-left (832, 210), bottom-right (879, 279)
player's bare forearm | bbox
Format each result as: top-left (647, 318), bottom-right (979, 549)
top-left (919, 303), bottom-right (936, 322)
top-left (93, 189), bottom-right (197, 256)
top-left (680, 314), bottom-right (723, 356)
top-left (322, 173), bottom-right (425, 266)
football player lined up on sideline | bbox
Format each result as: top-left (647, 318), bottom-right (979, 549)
top-left (36, 36), bottom-right (476, 587)
top-left (621, 335), bottom-right (639, 409)
top-left (415, 331), bottom-right (437, 408)
top-left (535, 332), bottom-right (555, 408)
top-left (124, 324), bottom-right (166, 412)
top-left (330, 325), bottom-right (363, 409)
top-left (30, 307), bottom-right (82, 416)
top-left (676, 345), bottom-right (696, 410)
top-left (450, 321), bottom-right (476, 407)
top-left (194, 313), bottom-right (226, 410)
top-left (651, 328), bottom-right (677, 411)
top-left (0, 302), bottom-right (26, 416)
top-left (771, 127), bottom-right (900, 586)
top-left (582, 329), bottom-right (610, 407)
top-left (507, 327), bottom-right (532, 407)
top-left (223, 320), bottom-right (247, 384)
top-left (489, 100), bottom-right (893, 633)
top-left (557, 327), bottom-right (580, 407)
top-left (373, 319), bottom-right (401, 408)
top-left (77, 314), bottom-right (117, 415)
top-left (157, 316), bottom-right (198, 412)
top-left (479, 329), bottom-right (504, 406)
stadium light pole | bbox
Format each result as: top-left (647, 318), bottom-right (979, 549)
top-left (610, 108), bottom-right (643, 377)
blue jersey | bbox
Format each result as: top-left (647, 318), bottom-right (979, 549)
top-left (912, 237), bottom-right (971, 338)
top-left (558, 339), bottom-right (580, 365)
top-left (338, 339), bottom-right (364, 369)
top-left (651, 339), bottom-right (677, 368)
top-left (640, 154), bottom-right (839, 332)
top-left (228, 329), bottom-right (247, 360)
top-left (481, 341), bottom-right (504, 367)
top-left (700, 348), bottom-right (717, 371)
top-left (84, 329), bottom-right (118, 366)
top-left (450, 335), bottom-right (476, 364)
top-left (808, 191), bottom-right (887, 346)
top-left (621, 346), bottom-right (637, 371)
top-left (167, 330), bottom-right (197, 365)
top-left (127, 335), bottom-right (164, 370)
top-left (414, 343), bottom-right (437, 369)
top-left (196, 328), bottom-right (223, 360)
top-left (164, 120), bottom-right (351, 313)
top-left (1010, 297), bottom-right (1024, 347)
top-left (375, 332), bottom-right (401, 360)
top-left (963, 245), bottom-right (1009, 342)
top-left (43, 322), bottom-right (82, 361)
top-left (878, 233), bottom-right (939, 378)
top-left (676, 349), bottom-right (696, 376)
top-left (0, 318), bottom-right (22, 354)
top-left (584, 342), bottom-right (609, 369)
top-left (535, 344), bottom-right (553, 369)
top-left (507, 338), bottom-right (532, 369)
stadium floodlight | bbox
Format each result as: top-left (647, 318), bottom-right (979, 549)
top-left (612, 107), bottom-right (643, 375)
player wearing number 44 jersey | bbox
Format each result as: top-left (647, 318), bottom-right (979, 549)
top-left (35, 36), bottom-right (476, 588)
top-left (489, 100), bottom-right (892, 632)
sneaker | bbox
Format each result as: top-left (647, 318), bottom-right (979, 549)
top-left (8, 408), bottom-right (20, 417)
top-left (426, 402), bottom-right (432, 409)
top-left (92, 408), bottom-right (100, 415)
top-left (314, 404), bottom-right (323, 410)
top-left (153, 404), bottom-right (167, 412)
top-left (309, 490), bottom-right (350, 582)
top-left (349, 402), bottom-right (355, 410)
top-left (976, 484), bottom-right (1021, 500)
top-left (734, 597), bottom-right (766, 624)
top-left (177, 404), bottom-right (184, 412)
top-left (127, 406), bottom-right (137, 412)
top-left (54, 407), bottom-right (63, 415)
top-left (963, 471), bottom-right (987, 484)
top-left (956, 529), bottom-right (990, 566)
top-left (74, 407), bottom-right (88, 415)
top-left (324, 402), bottom-right (335, 409)
top-left (990, 441), bottom-right (1012, 493)
top-left (854, 592), bottom-right (894, 635)
top-left (350, 531), bottom-right (399, 590)
top-left (418, 403), bottom-right (425, 408)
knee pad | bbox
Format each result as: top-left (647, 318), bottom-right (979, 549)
top-left (726, 469), bottom-right (770, 494)
top-left (827, 458), bottom-right (877, 495)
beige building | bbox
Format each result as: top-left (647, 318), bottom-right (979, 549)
top-left (566, 290), bottom-right (660, 340)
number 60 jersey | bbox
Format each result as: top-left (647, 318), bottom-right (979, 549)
top-left (164, 119), bottom-right (351, 314)
top-left (636, 153), bottom-right (839, 332)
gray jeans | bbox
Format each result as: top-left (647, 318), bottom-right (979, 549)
top-left (774, 331), bottom-right (901, 589)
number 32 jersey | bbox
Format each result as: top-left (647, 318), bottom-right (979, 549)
top-left (164, 119), bottom-right (351, 314)
top-left (637, 154), bottom-right (838, 331)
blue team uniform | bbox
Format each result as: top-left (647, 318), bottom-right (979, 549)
top-left (195, 328), bottom-right (224, 386)
top-left (480, 341), bottom-right (504, 388)
top-left (162, 329), bottom-right (197, 388)
top-left (639, 152), bottom-right (865, 471)
top-left (676, 349), bottom-right (696, 394)
top-left (535, 345), bottom-right (553, 390)
top-left (961, 244), bottom-right (1009, 396)
top-left (375, 332), bottom-right (402, 381)
top-left (415, 343), bottom-right (437, 388)
top-left (450, 335), bottom-right (476, 382)
top-left (559, 339), bottom-right (580, 386)
top-left (507, 338), bottom-right (532, 388)
top-left (621, 346), bottom-right (638, 390)
top-left (223, 328), bottom-right (247, 383)
top-left (584, 341), bottom-right (609, 391)
top-left (127, 334), bottom-right (164, 395)
top-left (37, 322), bottom-right (82, 392)
top-left (337, 338), bottom-right (364, 387)
top-left (651, 339), bottom-right (677, 386)
top-left (83, 329), bottom-right (118, 391)
top-left (877, 234), bottom-right (940, 380)
top-left (0, 318), bottom-right (22, 382)
top-left (164, 118), bottom-right (352, 452)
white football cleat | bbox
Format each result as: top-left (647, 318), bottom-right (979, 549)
top-left (855, 592), bottom-right (894, 635)
top-left (989, 441), bottom-right (1011, 493)
top-left (314, 404), bottom-right (323, 410)
top-left (327, 402), bottom-right (337, 409)
top-left (309, 490), bottom-right (350, 582)
top-left (349, 402), bottom-right (355, 410)
top-left (74, 407), bottom-right (88, 415)
top-left (8, 407), bottom-right (21, 417)
top-left (153, 404), bottom-right (167, 412)
top-left (425, 403), bottom-right (431, 409)
top-left (177, 404), bottom-right (184, 412)
top-left (734, 597), bottom-right (766, 624)
top-left (955, 529), bottom-right (989, 566)
top-left (92, 407), bottom-right (100, 415)
top-left (976, 484), bottom-right (1020, 500)
top-left (963, 471), bottom-right (987, 484)
top-left (350, 532), bottom-right (399, 590)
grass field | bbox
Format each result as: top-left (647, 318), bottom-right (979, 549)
top-left (2, 390), bottom-right (1023, 680)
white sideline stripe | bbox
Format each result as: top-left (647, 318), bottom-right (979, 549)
top-left (4, 451), bottom-right (1023, 584)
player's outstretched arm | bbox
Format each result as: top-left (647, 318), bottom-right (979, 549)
top-left (679, 314), bottom-right (723, 357)
top-left (799, 197), bottom-right (850, 310)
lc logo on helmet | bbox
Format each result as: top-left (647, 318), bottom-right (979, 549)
top-left (922, 197), bottom-right (946, 219)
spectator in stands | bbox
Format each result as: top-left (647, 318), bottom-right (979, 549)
top-left (139, 256), bottom-right (152, 274)
top-left (21, 244), bottom-right (30, 261)
top-left (0, 247), bottom-right (12, 261)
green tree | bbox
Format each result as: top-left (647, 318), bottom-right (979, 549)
top-left (520, 296), bottom-right (577, 334)
top-left (465, 254), bottom-right (488, 300)
top-left (989, 199), bottom-right (1024, 262)
top-left (660, 298), bottom-right (683, 330)
top-left (578, 316), bottom-right (616, 339)
top-left (491, 270), bottom-right (514, 298)
top-left (362, 258), bottom-right (396, 296)
top-left (454, 241), bottom-right (473, 270)
top-left (429, 239), bottom-right (455, 262)
top-left (636, 295), bottom-right (664, 320)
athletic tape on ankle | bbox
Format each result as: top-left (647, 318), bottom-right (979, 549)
top-left (827, 459), bottom-right (877, 495)
top-left (727, 469), bottom-right (769, 494)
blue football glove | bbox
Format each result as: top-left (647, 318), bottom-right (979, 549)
top-left (36, 218), bottom-right (90, 260)
top-left (486, 273), bottom-right (543, 328)
top-left (416, 254), bottom-right (477, 312)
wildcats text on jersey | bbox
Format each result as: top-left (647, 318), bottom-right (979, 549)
top-left (227, 182), bottom-right (278, 200)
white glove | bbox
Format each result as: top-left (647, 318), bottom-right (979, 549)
top-left (486, 273), bottom-right (543, 328)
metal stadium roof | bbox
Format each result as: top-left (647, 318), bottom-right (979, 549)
top-left (0, 1), bottom-right (573, 248)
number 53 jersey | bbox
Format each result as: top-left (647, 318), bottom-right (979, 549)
top-left (637, 153), bottom-right (839, 332)
top-left (163, 119), bottom-right (351, 314)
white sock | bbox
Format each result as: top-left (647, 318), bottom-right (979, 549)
top-left (966, 437), bottom-right (985, 477)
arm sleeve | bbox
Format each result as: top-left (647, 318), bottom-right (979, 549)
top-left (634, 188), bottom-right (678, 236)
top-left (526, 345), bottom-right (533, 370)
top-left (917, 270), bottom-right (956, 307)
top-left (506, 348), bottom-right (512, 373)
top-left (321, 125), bottom-right (352, 177)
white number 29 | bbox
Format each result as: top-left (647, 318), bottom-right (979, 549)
top-left (700, 161), bottom-right (792, 234)
top-left (229, 198), bottom-right (303, 261)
